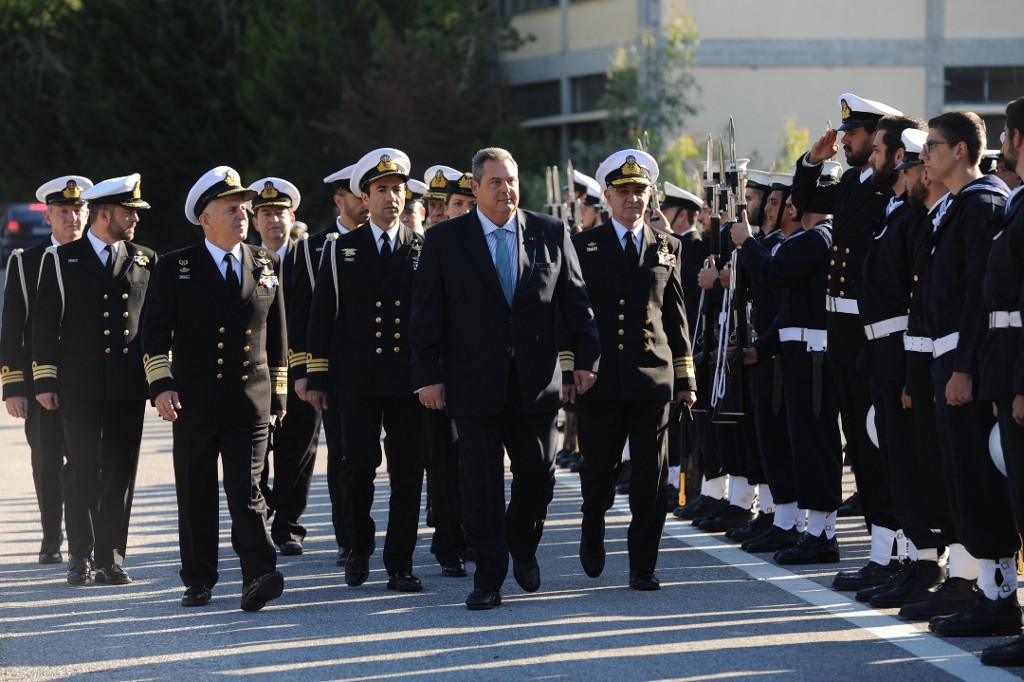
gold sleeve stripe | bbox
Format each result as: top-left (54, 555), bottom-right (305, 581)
top-left (1, 366), bottom-right (25, 385)
top-left (32, 363), bottom-right (58, 381)
top-left (306, 357), bottom-right (329, 374)
top-left (674, 356), bottom-right (696, 380)
top-left (558, 350), bottom-right (575, 372)
top-left (143, 353), bottom-right (173, 384)
top-left (288, 349), bottom-right (306, 368)
top-left (271, 367), bottom-right (288, 394)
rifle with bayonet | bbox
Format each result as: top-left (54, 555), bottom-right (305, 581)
top-left (690, 134), bottom-right (720, 414)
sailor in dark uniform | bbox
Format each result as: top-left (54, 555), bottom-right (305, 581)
top-left (423, 165), bottom-right (461, 228)
top-left (0, 175), bottom-right (91, 565)
top-left (33, 174), bottom-right (156, 587)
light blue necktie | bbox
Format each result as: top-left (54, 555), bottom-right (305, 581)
top-left (493, 227), bottom-right (514, 306)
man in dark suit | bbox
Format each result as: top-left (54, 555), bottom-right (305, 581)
top-left (305, 148), bottom-right (427, 592)
top-left (33, 174), bottom-right (156, 587)
top-left (572, 150), bottom-right (697, 590)
top-left (248, 176), bottom-right (321, 556)
top-left (142, 166), bottom-right (287, 612)
top-left (410, 147), bottom-right (601, 610)
top-left (1, 175), bottom-right (91, 565)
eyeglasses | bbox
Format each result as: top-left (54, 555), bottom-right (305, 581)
top-left (922, 140), bottom-right (956, 152)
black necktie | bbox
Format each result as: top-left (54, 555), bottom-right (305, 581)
top-left (625, 231), bottom-right (639, 269)
top-left (224, 253), bottom-right (240, 297)
top-left (104, 244), bottom-right (115, 275)
top-left (380, 231), bottom-right (392, 267)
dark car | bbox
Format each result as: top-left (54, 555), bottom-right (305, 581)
top-left (1, 203), bottom-right (50, 262)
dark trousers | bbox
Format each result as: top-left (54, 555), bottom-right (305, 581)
top-left (578, 400), bottom-right (670, 574)
top-left (320, 404), bottom-right (350, 549)
top-left (749, 359), bottom-right (796, 504)
top-left (337, 394), bottom-right (425, 575)
top-left (834, 360), bottom-right (896, 531)
top-left (260, 385), bottom-right (321, 546)
top-left (426, 409), bottom-right (465, 565)
top-left (60, 398), bottom-right (144, 567)
top-left (931, 357), bottom-right (1016, 560)
top-left (172, 422), bottom-right (277, 587)
top-left (25, 400), bottom-right (65, 545)
top-left (997, 400), bottom-right (1024, 543)
top-left (454, 367), bottom-right (557, 592)
top-left (783, 378), bottom-right (843, 512)
top-left (692, 409), bottom-right (725, 481)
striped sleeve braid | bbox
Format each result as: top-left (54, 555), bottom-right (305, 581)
top-left (32, 360), bottom-right (58, 382)
top-left (143, 353), bottom-right (173, 384)
top-left (271, 366), bottom-right (288, 395)
top-left (558, 350), bottom-right (575, 372)
top-left (288, 348), bottom-right (306, 369)
top-left (673, 355), bottom-right (695, 380)
top-left (306, 353), bottom-right (328, 376)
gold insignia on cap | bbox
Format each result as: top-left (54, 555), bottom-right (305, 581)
top-left (430, 170), bottom-right (447, 190)
top-left (621, 155), bottom-right (642, 177)
top-left (225, 170), bottom-right (240, 187)
top-left (261, 181), bottom-right (279, 199)
top-left (405, 187), bottom-right (413, 199)
top-left (132, 180), bottom-right (141, 199)
top-left (62, 180), bottom-right (81, 199)
top-left (841, 99), bottom-right (852, 122)
top-left (458, 174), bottom-right (472, 190)
top-left (377, 155), bottom-right (397, 173)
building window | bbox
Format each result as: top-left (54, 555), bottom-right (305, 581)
top-left (571, 74), bottom-right (606, 113)
top-left (945, 66), bottom-right (1024, 104)
top-left (506, 80), bottom-right (561, 120)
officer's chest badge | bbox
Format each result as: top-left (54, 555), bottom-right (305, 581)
top-left (342, 248), bottom-right (357, 262)
top-left (258, 266), bottom-right (279, 288)
top-left (178, 259), bottom-right (190, 279)
top-left (133, 253), bottom-right (150, 267)
top-left (586, 241), bottom-right (598, 252)
top-left (410, 242), bottom-right (422, 270)
top-left (256, 250), bottom-right (271, 266)
top-left (657, 236), bottom-right (677, 267)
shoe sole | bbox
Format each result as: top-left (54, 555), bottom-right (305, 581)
top-left (466, 598), bottom-right (501, 610)
top-left (39, 556), bottom-right (63, 565)
top-left (280, 547), bottom-right (303, 556)
top-left (441, 570), bottom-right (468, 578)
top-left (67, 577), bottom-right (90, 587)
top-left (387, 582), bottom-right (424, 593)
top-left (94, 575), bottom-right (132, 586)
top-left (931, 623), bottom-right (1023, 637)
top-left (241, 573), bottom-right (284, 612)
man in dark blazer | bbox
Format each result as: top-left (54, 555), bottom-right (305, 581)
top-left (305, 148), bottom-right (427, 592)
top-left (572, 150), bottom-right (697, 590)
top-left (410, 147), bottom-right (601, 610)
top-left (248, 176), bottom-right (321, 556)
top-left (142, 166), bottom-right (287, 612)
top-left (33, 174), bottom-right (156, 587)
top-left (1, 175), bottom-right (90, 565)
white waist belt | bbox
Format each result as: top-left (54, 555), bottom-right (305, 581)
top-left (903, 335), bottom-right (933, 354)
top-left (825, 296), bottom-right (859, 315)
top-left (864, 315), bottom-right (908, 341)
top-left (932, 332), bottom-right (959, 358)
top-left (989, 310), bottom-right (1022, 329)
top-left (779, 327), bottom-right (828, 352)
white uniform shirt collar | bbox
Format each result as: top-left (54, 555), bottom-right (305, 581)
top-left (86, 228), bottom-right (116, 261)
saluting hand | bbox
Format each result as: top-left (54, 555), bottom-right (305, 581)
top-left (808, 130), bottom-right (839, 165)
top-left (155, 390), bottom-right (181, 421)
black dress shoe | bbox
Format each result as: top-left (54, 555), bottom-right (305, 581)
top-left (465, 588), bottom-right (502, 610)
top-left (982, 634), bottom-right (1024, 666)
top-left (742, 525), bottom-right (800, 552)
top-left (855, 561), bottom-right (914, 603)
top-left (898, 577), bottom-right (977, 621)
top-left (182, 585), bottom-right (212, 607)
top-left (345, 551), bottom-right (370, 586)
top-left (513, 556), bottom-right (541, 593)
top-left (39, 539), bottom-right (63, 565)
top-left (336, 546), bottom-right (351, 566)
top-left (94, 564), bottom-right (132, 585)
top-left (568, 455), bottom-right (584, 473)
top-left (240, 570), bottom-right (284, 612)
top-left (773, 532), bottom-right (840, 565)
top-left (66, 556), bottom-right (91, 586)
top-left (673, 494), bottom-right (719, 520)
top-left (629, 570), bottom-right (660, 591)
top-left (690, 499), bottom-right (731, 527)
top-left (836, 492), bottom-right (862, 517)
top-left (279, 540), bottom-right (303, 556)
top-left (929, 591), bottom-right (1023, 637)
top-left (727, 512), bottom-right (774, 543)
top-left (579, 533), bottom-right (606, 578)
top-left (833, 560), bottom-right (902, 591)
top-left (387, 571), bottom-right (423, 592)
top-left (869, 560), bottom-right (945, 607)
top-left (440, 558), bottom-right (467, 577)
top-left (698, 505), bottom-right (757, 533)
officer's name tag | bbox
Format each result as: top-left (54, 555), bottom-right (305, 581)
top-left (179, 275), bottom-right (191, 279)
top-left (342, 248), bottom-right (357, 262)
top-left (657, 251), bottom-right (677, 267)
top-left (586, 241), bottom-right (598, 252)
top-left (68, 258), bottom-right (79, 263)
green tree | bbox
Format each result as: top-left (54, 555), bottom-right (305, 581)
top-left (774, 116), bottom-right (810, 173)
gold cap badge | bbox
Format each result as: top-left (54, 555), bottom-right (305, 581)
top-left (62, 180), bottom-right (81, 199)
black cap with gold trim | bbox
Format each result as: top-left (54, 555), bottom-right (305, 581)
top-left (446, 172), bottom-right (474, 197)
top-left (185, 166), bottom-right (258, 225)
top-left (836, 93), bottom-right (902, 131)
top-left (423, 165), bottom-right (461, 201)
top-left (82, 173), bottom-right (150, 209)
top-left (35, 175), bottom-right (94, 206)
top-left (351, 148), bottom-right (411, 194)
top-left (248, 177), bottom-right (301, 212)
top-left (596, 149), bottom-right (659, 190)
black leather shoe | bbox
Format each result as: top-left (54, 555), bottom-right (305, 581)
top-left (440, 558), bottom-right (467, 577)
top-left (465, 588), bottom-right (502, 610)
top-left (66, 556), bottom-right (91, 586)
top-left (387, 571), bottom-right (423, 592)
top-left (39, 540), bottom-right (63, 564)
top-left (690, 499), bottom-right (731, 527)
top-left (833, 560), bottom-right (901, 591)
top-left (743, 525), bottom-right (800, 552)
top-left (579, 533), bottom-right (606, 578)
top-left (836, 492), bottom-right (862, 517)
top-left (279, 540), bottom-right (303, 556)
top-left (513, 556), bottom-right (541, 593)
top-left (182, 585), bottom-right (212, 607)
top-left (929, 591), bottom-right (1023, 637)
top-left (673, 494), bottom-right (722, 520)
top-left (774, 532), bottom-right (840, 565)
top-left (898, 577), bottom-right (977, 621)
top-left (855, 561), bottom-right (913, 603)
top-left (336, 546), bottom-right (351, 566)
top-left (870, 560), bottom-right (945, 607)
top-left (698, 505), bottom-right (757, 533)
top-left (94, 564), bottom-right (132, 585)
top-left (629, 570), bottom-right (660, 591)
top-left (345, 551), bottom-right (370, 587)
top-left (982, 634), bottom-right (1024, 666)
top-left (727, 512), bottom-right (774, 543)
top-left (240, 570), bottom-right (284, 612)
top-left (568, 455), bottom-right (584, 473)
